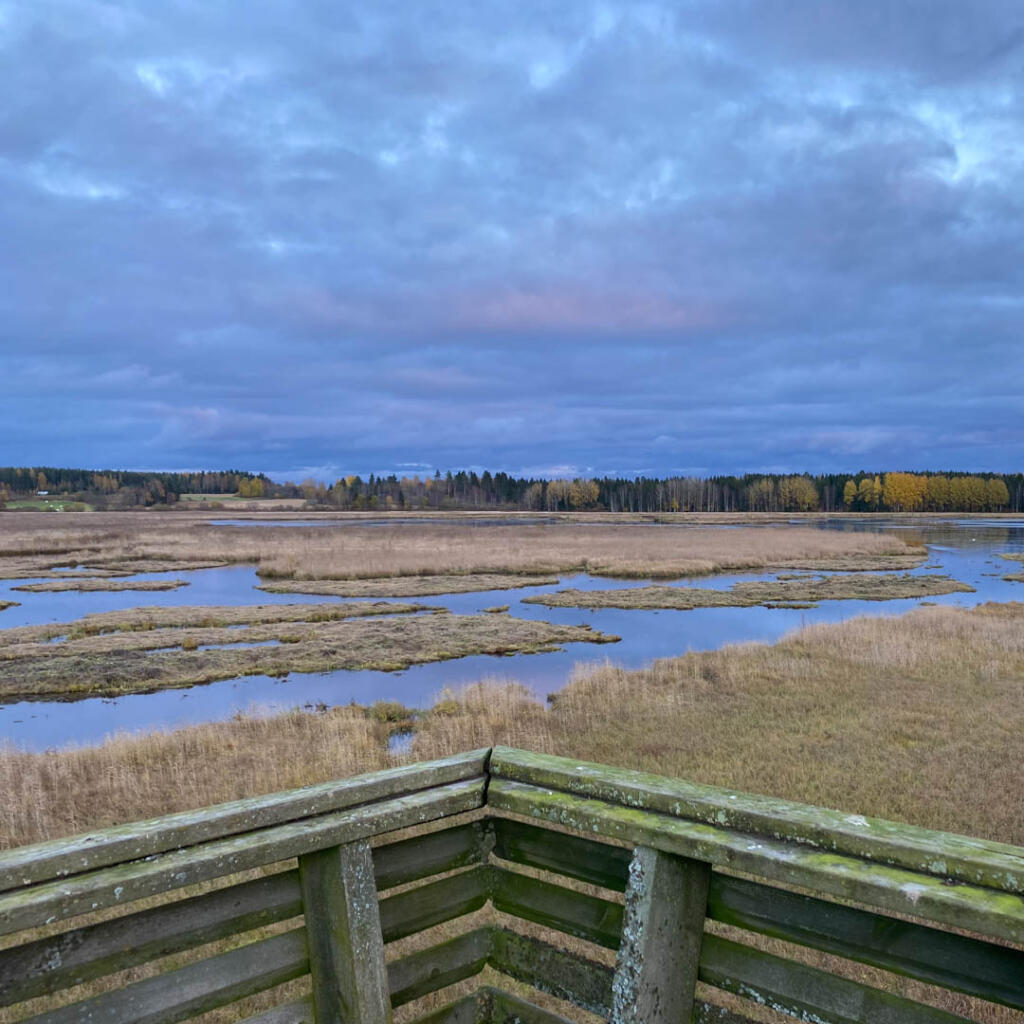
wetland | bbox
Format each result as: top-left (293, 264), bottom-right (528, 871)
top-left (0, 511), bottom-right (1021, 749)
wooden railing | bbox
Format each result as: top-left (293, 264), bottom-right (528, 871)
top-left (0, 747), bottom-right (1021, 1022)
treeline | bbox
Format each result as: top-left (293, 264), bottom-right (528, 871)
top-left (2, 465), bottom-right (1022, 514)
top-left (0, 467), bottom-right (268, 509)
top-left (300, 469), bottom-right (1024, 513)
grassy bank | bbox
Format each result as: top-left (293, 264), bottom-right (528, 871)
top-left (0, 606), bottom-right (617, 701)
top-left (524, 572), bottom-right (975, 610)
top-left (0, 511), bottom-right (924, 581)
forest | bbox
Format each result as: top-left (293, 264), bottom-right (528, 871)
top-left (1, 465), bottom-right (1021, 513)
top-left (305, 469), bottom-right (1018, 513)
top-left (0, 467), bottom-right (267, 508)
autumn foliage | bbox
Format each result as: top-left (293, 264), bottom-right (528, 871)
top-left (843, 473), bottom-right (1009, 512)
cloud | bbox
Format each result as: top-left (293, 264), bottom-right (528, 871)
top-left (1, 0), bottom-right (1022, 477)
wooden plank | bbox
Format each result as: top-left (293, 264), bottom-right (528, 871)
top-left (489, 747), bottom-right (1024, 896)
top-left (374, 822), bottom-right (489, 890)
top-left (488, 850), bottom-right (1020, 1009)
top-left (490, 817), bottom-right (630, 891)
top-left (24, 926), bottom-right (309, 1024)
top-left (408, 992), bottom-right (485, 1024)
top-left (693, 1003), bottom-right (762, 1024)
top-left (380, 867), bottom-right (490, 944)
top-left (610, 846), bottom-right (709, 1024)
top-left (700, 933), bottom-right (973, 1024)
top-left (710, 873), bottom-right (1024, 1010)
top-left (488, 928), bottom-right (614, 1018)
top-left (238, 998), bottom-right (315, 1024)
top-left (0, 749), bottom-right (490, 893)
top-left (0, 778), bottom-right (484, 936)
top-left (491, 866), bottom-right (623, 949)
top-left (487, 986), bottom-right (579, 1023)
top-left (387, 928), bottom-right (491, 1008)
top-left (0, 835), bottom-right (491, 1008)
top-left (299, 839), bottom-right (391, 1023)
top-left (488, 780), bottom-right (1024, 945)
top-left (0, 868), bottom-right (301, 1007)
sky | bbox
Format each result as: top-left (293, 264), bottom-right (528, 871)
top-left (2, 1), bottom-right (1023, 482)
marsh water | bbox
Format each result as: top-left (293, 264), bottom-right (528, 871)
top-left (1, 518), bottom-right (1022, 749)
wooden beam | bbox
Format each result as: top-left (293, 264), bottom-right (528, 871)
top-left (299, 840), bottom-right (391, 1024)
top-left (610, 846), bottom-right (710, 1023)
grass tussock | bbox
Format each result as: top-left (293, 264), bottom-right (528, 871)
top-left (257, 573), bottom-right (560, 597)
top-left (525, 572), bottom-right (975, 610)
top-left (0, 511), bottom-right (923, 582)
top-left (998, 552), bottom-right (1024, 583)
top-left (11, 578), bottom-right (189, 593)
top-left (0, 609), bottom-right (617, 702)
top-left (0, 600), bottom-right (431, 646)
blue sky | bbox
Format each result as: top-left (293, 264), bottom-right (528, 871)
top-left (2, 1), bottom-right (1022, 481)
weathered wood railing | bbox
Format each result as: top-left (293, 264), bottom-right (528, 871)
top-left (0, 747), bottom-right (1021, 1022)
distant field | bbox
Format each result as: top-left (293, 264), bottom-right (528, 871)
top-left (5, 498), bottom-right (93, 512)
top-left (177, 493), bottom-right (307, 509)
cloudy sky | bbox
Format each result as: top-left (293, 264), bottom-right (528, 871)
top-left (2, 1), bottom-right (1022, 480)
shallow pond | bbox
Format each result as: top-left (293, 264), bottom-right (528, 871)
top-left (1, 518), bottom-right (1022, 750)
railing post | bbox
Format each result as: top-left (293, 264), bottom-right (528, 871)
top-left (298, 839), bottom-right (392, 1023)
top-left (610, 845), bottom-right (710, 1024)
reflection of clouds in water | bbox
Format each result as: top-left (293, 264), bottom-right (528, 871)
top-left (1, 519), bottom-right (1022, 750)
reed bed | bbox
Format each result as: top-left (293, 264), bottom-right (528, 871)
top-left (413, 602), bottom-right (1024, 846)
top-left (0, 709), bottom-right (389, 845)
top-left (0, 511), bottom-right (922, 581)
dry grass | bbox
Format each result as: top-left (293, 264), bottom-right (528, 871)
top-left (412, 603), bottom-right (1024, 846)
top-left (0, 511), bottom-right (923, 581)
top-left (524, 572), bottom-right (975, 609)
top-left (0, 707), bottom-right (390, 845)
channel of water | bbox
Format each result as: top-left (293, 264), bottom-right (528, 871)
top-left (1, 518), bottom-right (1021, 749)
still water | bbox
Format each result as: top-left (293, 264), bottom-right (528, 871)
top-left (1, 518), bottom-right (1021, 749)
